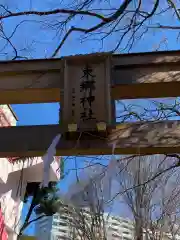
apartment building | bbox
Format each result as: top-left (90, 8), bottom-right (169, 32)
top-left (106, 215), bottom-right (134, 240)
top-left (35, 209), bottom-right (134, 240)
top-left (36, 212), bottom-right (71, 240)
top-left (36, 209), bottom-right (180, 240)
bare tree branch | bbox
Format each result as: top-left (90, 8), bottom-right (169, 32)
top-left (0, 8), bottom-right (107, 21)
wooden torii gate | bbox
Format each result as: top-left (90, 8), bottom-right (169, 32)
top-left (0, 50), bottom-right (180, 157)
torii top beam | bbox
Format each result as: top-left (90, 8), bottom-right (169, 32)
top-left (0, 50), bottom-right (180, 104)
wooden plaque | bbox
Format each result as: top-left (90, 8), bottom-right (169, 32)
top-left (61, 55), bottom-right (113, 130)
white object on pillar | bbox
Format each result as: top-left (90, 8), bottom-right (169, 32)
top-left (101, 143), bottom-right (116, 201)
top-left (41, 134), bottom-right (61, 188)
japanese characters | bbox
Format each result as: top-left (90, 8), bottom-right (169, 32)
top-left (80, 65), bottom-right (96, 121)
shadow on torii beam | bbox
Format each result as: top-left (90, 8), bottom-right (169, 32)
top-left (0, 121), bottom-right (179, 157)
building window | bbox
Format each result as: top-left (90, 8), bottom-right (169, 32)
top-left (112, 233), bottom-right (121, 238)
top-left (56, 236), bottom-right (70, 240)
top-left (53, 222), bottom-right (59, 226)
top-left (112, 222), bottom-right (119, 227)
top-left (121, 224), bottom-right (129, 229)
top-left (59, 222), bottom-right (68, 226)
top-left (109, 226), bottom-right (117, 232)
top-left (60, 216), bottom-right (69, 221)
top-left (122, 219), bottom-right (130, 224)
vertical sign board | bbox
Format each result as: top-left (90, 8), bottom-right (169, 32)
top-left (61, 54), bottom-right (112, 130)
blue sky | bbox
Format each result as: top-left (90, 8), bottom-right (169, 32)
top-left (1, 0), bottom-right (180, 60)
top-left (2, 0), bottom-right (180, 236)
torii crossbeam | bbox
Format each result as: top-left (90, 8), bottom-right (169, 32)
top-left (0, 50), bottom-right (180, 157)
